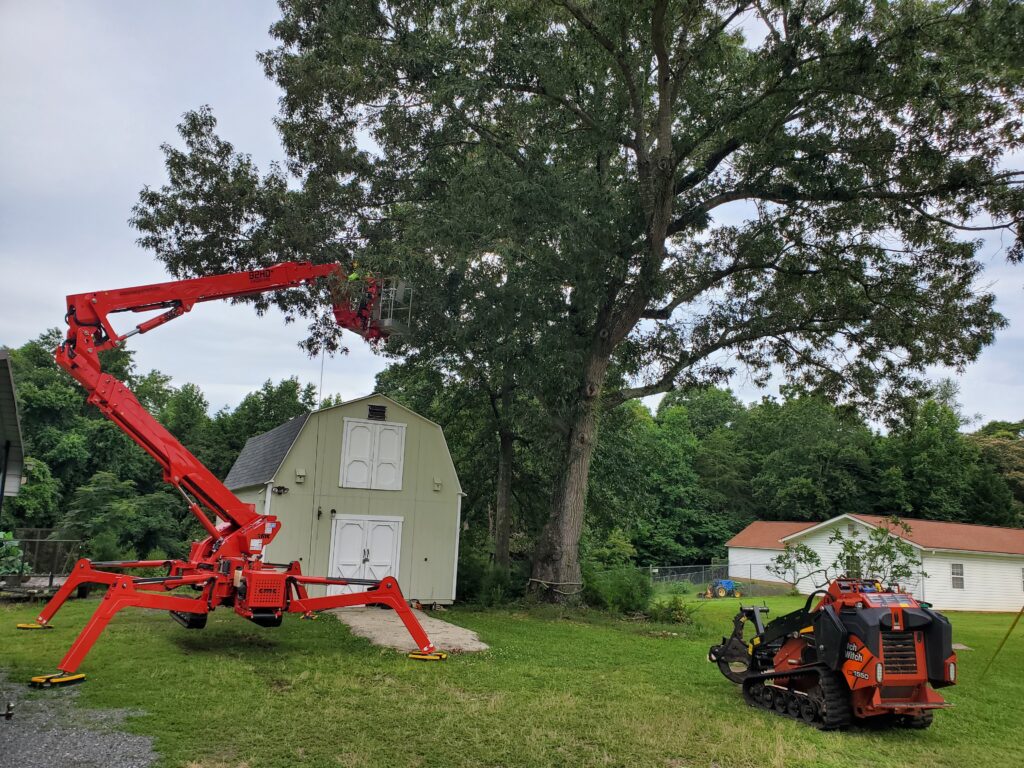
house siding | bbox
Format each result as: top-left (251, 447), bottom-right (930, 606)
top-left (727, 547), bottom-right (788, 583)
top-left (919, 551), bottom-right (1024, 612)
top-left (728, 515), bottom-right (1024, 612)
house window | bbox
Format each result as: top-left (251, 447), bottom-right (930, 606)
top-left (340, 418), bottom-right (406, 491)
top-left (951, 563), bottom-right (964, 590)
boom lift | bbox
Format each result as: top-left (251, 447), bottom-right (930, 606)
top-left (19, 262), bottom-right (446, 687)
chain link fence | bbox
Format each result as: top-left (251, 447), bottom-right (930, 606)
top-left (2, 528), bottom-right (81, 592)
top-left (649, 562), bottom-right (793, 597)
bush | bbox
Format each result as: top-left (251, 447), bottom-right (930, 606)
top-left (583, 566), bottom-right (653, 614)
top-left (657, 581), bottom-right (690, 596)
top-left (647, 595), bottom-right (696, 624)
top-left (456, 548), bottom-right (528, 606)
top-left (479, 565), bottom-right (511, 607)
top-left (456, 548), bottom-right (490, 602)
top-left (0, 532), bottom-right (29, 576)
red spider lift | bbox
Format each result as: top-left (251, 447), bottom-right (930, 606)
top-left (18, 262), bottom-right (446, 687)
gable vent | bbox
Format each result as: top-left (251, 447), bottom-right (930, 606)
top-left (367, 404), bottom-right (387, 421)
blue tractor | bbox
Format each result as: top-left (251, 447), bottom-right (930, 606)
top-left (702, 579), bottom-right (744, 599)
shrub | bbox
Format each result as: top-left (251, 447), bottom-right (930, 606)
top-left (657, 581), bottom-right (690, 596)
top-left (479, 564), bottom-right (511, 607)
top-left (0, 532), bottom-right (29, 576)
top-left (456, 548), bottom-right (490, 602)
top-left (456, 549), bottom-right (528, 606)
top-left (583, 566), bottom-right (653, 614)
top-left (647, 595), bottom-right (696, 624)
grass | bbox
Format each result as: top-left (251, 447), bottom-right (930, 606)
top-left (1, 595), bottom-right (1021, 768)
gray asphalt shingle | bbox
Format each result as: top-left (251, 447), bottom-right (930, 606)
top-left (223, 413), bottom-right (309, 490)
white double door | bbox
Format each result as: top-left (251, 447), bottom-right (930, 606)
top-left (328, 516), bottom-right (402, 595)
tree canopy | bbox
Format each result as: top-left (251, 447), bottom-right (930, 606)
top-left (131, 0), bottom-right (1023, 596)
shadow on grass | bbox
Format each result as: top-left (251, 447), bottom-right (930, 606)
top-left (170, 627), bottom-right (281, 657)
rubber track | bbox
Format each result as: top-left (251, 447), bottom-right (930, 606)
top-left (741, 664), bottom-right (852, 731)
top-left (816, 668), bottom-right (853, 730)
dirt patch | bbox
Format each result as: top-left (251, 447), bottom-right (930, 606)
top-left (331, 607), bottom-right (489, 653)
top-left (0, 671), bottom-right (156, 768)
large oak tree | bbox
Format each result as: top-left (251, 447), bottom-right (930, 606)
top-left (134, 0), bottom-right (1022, 597)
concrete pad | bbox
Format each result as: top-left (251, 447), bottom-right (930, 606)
top-left (330, 607), bottom-right (489, 653)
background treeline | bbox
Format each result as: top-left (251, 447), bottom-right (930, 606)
top-left (375, 361), bottom-right (1024, 602)
top-left (1, 330), bottom-right (320, 561)
top-left (2, 331), bottom-right (1022, 594)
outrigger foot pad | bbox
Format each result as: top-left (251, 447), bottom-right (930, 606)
top-left (16, 623), bottom-right (52, 630)
top-left (29, 672), bottom-right (85, 688)
top-left (408, 651), bottom-right (448, 661)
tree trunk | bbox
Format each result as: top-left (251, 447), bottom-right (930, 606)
top-left (530, 355), bottom-right (608, 602)
top-left (493, 428), bottom-right (514, 573)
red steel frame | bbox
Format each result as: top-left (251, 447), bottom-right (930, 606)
top-left (31, 262), bottom-right (439, 676)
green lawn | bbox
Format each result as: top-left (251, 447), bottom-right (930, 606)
top-left (1, 595), bottom-right (1021, 768)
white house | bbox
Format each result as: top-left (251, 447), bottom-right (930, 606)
top-left (727, 514), bottom-right (1024, 612)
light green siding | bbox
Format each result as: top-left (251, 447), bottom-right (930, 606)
top-left (249, 395), bottom-right (461, 603)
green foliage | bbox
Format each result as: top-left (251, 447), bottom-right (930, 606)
top-left (646, 595), bottom-right (696, 625)
top-left (130, 0), bottom-right (1023, 595)
top-left (827, 517), bottom-right (925, 586)
top-left (585, 529), bottom-right (638, 570)
top-left (770, 516), bottom-right (925, 588)
top-left (454, 547), bottom-right (528, 606)
top-left (1, 457), bottom-right (60, 529)
top-left (769, 543), bottom-right (823, 586)
top-left (583, 567), bottom-right (653, 614)
top-left (0, 532), bottom-right (29, 576)
top-left (882, 399), bottom-right (1017, 526)
top-left (657, 388), bottom-right (743, 439)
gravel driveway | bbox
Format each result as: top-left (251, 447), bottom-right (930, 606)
top-left (0, 672), bottom-right (156, 768)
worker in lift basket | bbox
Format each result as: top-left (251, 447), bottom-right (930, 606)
top-left (347, 264), bottom-right (372, 331)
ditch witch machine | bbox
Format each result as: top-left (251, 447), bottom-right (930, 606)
top-left (708, 578), bottom-right (957, 729)
top-left (18, 261), bottom-right (445, 687)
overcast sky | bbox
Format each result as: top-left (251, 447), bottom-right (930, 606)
top-left (1, 2), bottom-right (1021, 424)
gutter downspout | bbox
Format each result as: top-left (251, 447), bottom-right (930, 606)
top-left (263, 481), bottom-right (274, 517)
top-left (451, 493), bottom-right (464, 602)
top-left (0, 440), bottom-right (10, 520)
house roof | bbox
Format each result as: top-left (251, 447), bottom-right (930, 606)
top-left (0, 350), bottom-right (24, 497)
top-left (224, 393), bottom-right (464, 495)
top-left (725, 521), bottom-right (816, 550)
top-left (224, 413), bottom-right (309, 490)
top-left (728, 513), bottom-right (1024, 557)
top-left (848, 514), bottom-right (1024, 556)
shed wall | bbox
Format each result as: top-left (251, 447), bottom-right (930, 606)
top-left (259, 396), bottom-right (460, 602)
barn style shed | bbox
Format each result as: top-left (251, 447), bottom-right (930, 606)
top-left (225, 394), bottom-right (463, 604)
top-left (727, 514), bottom-right (1024, 612)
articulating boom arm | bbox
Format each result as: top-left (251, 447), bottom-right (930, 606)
top-left (56, 262), bottom-right (339, 537)
top-left (23, 261), bottom-right (444, 683)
